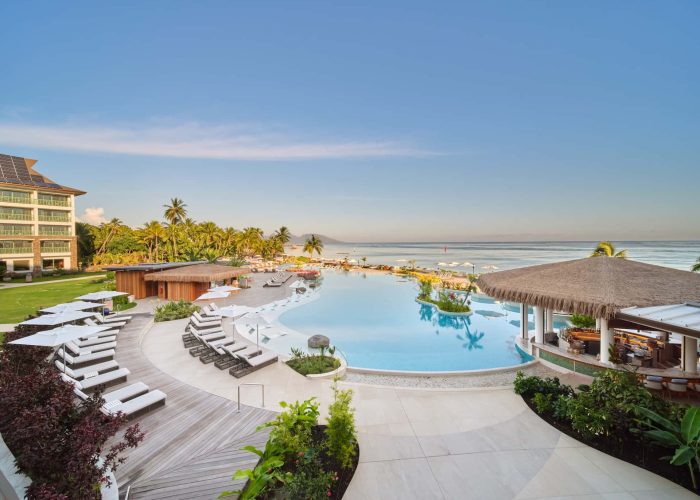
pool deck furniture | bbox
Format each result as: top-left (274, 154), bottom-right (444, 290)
top-left (57, 347), bottom-right (115, 367)
top-left (76, 334), bottom-right (117, 347)
top-left (60, 369), bottom-right (130, 392)
top-left (65, 339), bottom-right (116, 354)
top-left (101, 390), bottom-right (167, 420)
top-left (75, 382), bottom-right (150, 405)
top-left (229, 350), bottom-right (279, 378)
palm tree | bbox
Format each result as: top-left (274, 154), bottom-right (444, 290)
top-left (361, 256), bottom-right (367, 267)
top-left (141, 220), bottom-right (166, 261)
top-left (692, 257), bottom-right (700, 273)
top-left (590, 241), bottom-right (627, 258)
top-left (274, 226), bottom-right (292, 245)
top-left (163, 198), bottom-right (187, 258)
top-left (303, 234), bottom-right (323, 258)
top-left (96, 218), bottom-right (123, 256)
top-left (236, 227), bottom-right (264, 256)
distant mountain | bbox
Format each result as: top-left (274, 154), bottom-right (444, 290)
top-left (288, 233), bottom-right (345, 245)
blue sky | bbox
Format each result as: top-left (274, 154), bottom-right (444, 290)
top-left (0, 1), bottom-right (698, 242)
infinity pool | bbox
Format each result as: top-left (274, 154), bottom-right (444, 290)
top-left (278, 270), bottom-right (540, 372)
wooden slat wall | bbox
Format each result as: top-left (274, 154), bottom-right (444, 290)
top-left (116, 270), bottom-right (150, 299)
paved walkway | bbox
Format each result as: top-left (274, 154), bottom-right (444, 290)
top-left (135, 282), bottom-right (695, 499)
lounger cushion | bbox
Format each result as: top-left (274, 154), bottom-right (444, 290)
top-left (646, 375), bottom-right (663, 382)
top-left (671, 378), bottom-right (689, 384)
top-left (247, 351), bottom-right (278, 367)
top-left (71, 368), bottom-right (130, 391)
top-left (58, 348), bottom-right (115, 365)
top-left (56, 359), bottom-right (119, 379)
top-left (103, 390), bottom-right (166, 416)
top-left (77, 335), bottom-right (117, 347)
top-left (66, 341), bottom-right (116, 355)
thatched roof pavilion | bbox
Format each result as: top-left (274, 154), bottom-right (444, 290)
top-left (477, 258), bottom-right (700, 319)
top-left (144, 264), bottom-right (250, 283)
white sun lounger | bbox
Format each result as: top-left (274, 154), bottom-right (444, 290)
top-left (66, 340), bottom-right (116, 355)
top-left (93, 317), bottom-right (127, 328)
top-left (192, 311), bottom-right (220, 324)
top-left (188, 323), bottom-right (223, 336)
top-left (57, 348), bottom-right (115, 367)
top-left (84, 318), bottom-right (122, 332)
top-left (76, 335), bottom-right (117, 347)
top-left (190, 316), bottom-right (221, 329)
top-left (55, 359), bottom-right (119, 380)
top-left (101, 390), bottom-right (167, 418)
top-left (60, 369), bottom-right (130, 392)
top-left (73, 381), bottom-right (150, 404)
top-left (227, 345), bottom-right (261, 359)
top-left (101, 314), bottom-right (132, 323)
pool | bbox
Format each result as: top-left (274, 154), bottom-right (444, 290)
top-left (277, 270), bottom-right (538, 373)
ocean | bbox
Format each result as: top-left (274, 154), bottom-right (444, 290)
top-left (287, 241), bottom-right (700, 272)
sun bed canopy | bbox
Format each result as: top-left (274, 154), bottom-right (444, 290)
top-left (617, 303), bottom-right (700, 337)
top-left (144, 263), bottom-right (250, 283)
top-left (477, 258), bottom-right (700, 319)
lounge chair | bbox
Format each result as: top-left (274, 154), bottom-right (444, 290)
top-left (230, 351), bottom-right (278, 378)
top-left (183, 329), bottom-right (225, 348)
top-left (73, 381), bottom-right (150, 404)
top-left (198, 338), bottom-right (238, 364)
top-left (214, 343), bottom-right (256, 369)
top-left (57, 348), bottom-right (115, 367)
top-left (188, 323), bottom-right (223, 335)
top-left (192, 311), bottom-right (220, 324)
top-left (201, 303), bottom-right (221, 317)
top-left (76, 335), bottom-right (117, 348)
top-left (55, 359), bottom-right (120, 380)
top-left (60, 369), bottom-right (130, 393)
top-left (103, 313), bottom-right (132, 322)
top-left (190, 315), bottom-right (222, 329)
top-left (65, 340), bottom-right (117, 355)
top-left (100, 390), bottom-right (167, 419)
top-left (84, 318), bottom-right (122, 332)
top-left (93, 316), bottom-right (127, 328)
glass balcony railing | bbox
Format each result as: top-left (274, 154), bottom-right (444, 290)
top-left (0, 212), bottom-right (33, 221)
top-left (0, 194), bottom-right (32, 204)
top-left (0, 246), bottom-right (33, 254)
top-left (37, 197), bottom-right (71, 207)
top-left (40, 244), bottom-right (70, 253)
top-left (0, 227), bottom-right (33, 236)
top-left (39, 227), bottom-right (70, 236)
top-left (38, 215), bottom-right (70, 223)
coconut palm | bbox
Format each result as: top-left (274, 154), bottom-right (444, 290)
top-left (163, 198), bottom-right (187, 258)
top-left (141, 220), bottom-right (166, 261)
top-left (236, 227), bottom-right (264, 256)
top-left (96, 218), bottom-right (124, 256)
top-left (274, 226), bottom-right (292, 245)
top-left (692, 257), bottom-right (700, 273)
top-left (303, 234), bottom-right (323, 258)
top-left (590, 241), bottom-right (627, 258)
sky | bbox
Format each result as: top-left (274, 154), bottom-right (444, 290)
top-left (0, 1), bottom-right (698, 242)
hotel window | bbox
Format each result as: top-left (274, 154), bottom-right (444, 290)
top-left (13, 260), bottom-right (31, 272)
top-left (42, 259), bottom-right (65, 270)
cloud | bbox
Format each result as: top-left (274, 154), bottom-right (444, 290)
top-left (0, 121), bottom-right (431, 160)
top-left (78, 207), bottom-right (107, 225)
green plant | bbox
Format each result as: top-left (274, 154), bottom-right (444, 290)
top-left (532, 392), bottom-right (556, 414)
top-left (513, 371), bottom-right (573, 399)
top-left (262, 398), bottom-right (320, 461)
top-left (418, 279), bottom-right (433, 300)
top-left (220, 445), bottom-right (285, 499)
top-left (636, 406), bottom-right (700, 490)
top-left (282, 449), bottom-right (335, 500)
top-left (325, 382), bottom-right (357, 470)
top-left (287, 355), bottom-right (340, 376)
top-left (570, 314), bottom-right (596, 328)
top-left (154, 300), bottom-right (200, 322)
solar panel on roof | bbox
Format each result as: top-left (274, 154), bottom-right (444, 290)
top-left (0, 154), bottom-right (74, 191)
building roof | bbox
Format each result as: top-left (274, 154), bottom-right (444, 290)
top-left (618, 303), bottom-right (700, 337)
top-left (476, 257), bottom-right (700, 319)
top-left (0, 154), bottom-right (86, 195)
top-left (144, 263), bottom-right (251, 283)
top-left (105, 261), bottom-right (206, 272)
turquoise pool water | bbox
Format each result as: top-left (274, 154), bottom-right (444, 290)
top-left (278, 270), bottom-right (540, 372)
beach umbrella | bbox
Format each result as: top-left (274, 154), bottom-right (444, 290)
top-left (20, 310), bottom-right (98, 326)
top-left (76, 291), bottom-right (129, 319)
top-left (235, 312), bottom-right (273, 352)
top-left (10, 324), bottom-right (111, 373)
top-left (463, 262), bottom-right (476, 274)
top-left (482, 265), bottom-right (499, 272)
top-left (196, 290), bottom-right (230, 301)
top-left (40, 301), bottom-right (102, 314)
top-left (212, 305), bottom-right (259, 337)
top-left (208, 285), bottom-right (240, 293)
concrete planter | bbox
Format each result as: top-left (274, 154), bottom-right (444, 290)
top-left (306, 357), bottom-right (347, 380)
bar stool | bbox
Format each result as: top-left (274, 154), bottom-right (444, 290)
top-left (664, 378), bottom-right (690, 401)
top-left (644, 375), bottom-right (664, 394)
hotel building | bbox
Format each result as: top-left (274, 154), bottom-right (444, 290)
top-left (0, 154), bottom-right (85, 274)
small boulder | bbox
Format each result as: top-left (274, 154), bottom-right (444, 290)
top-left (308, 334), bottom-right (330, 349)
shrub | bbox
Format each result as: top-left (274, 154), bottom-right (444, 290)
top-left (570, 314), bottom-right (596, 328)
top-left (283, 449), bottom-right (335, 500)
top-left (154, 300), bottom-right (200, 322)
top-left (325, 383), bottom-right (358, 469)
top-left (262, 398), bottom-right (320, 461)
top-left (417, 278), bottom-right (433, 300)
top-left (513, 371), bottom-right (573, 399)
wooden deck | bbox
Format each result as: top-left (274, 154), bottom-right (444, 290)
top-left (110, 313), bottom-right (276, 499)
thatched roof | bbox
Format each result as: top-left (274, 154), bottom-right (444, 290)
top-left (144, 264), bottom-right (250, 283)
top-left (476, 258), bottom-right (700, 319)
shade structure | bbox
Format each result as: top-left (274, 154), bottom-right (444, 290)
top-left (144, 264), bottom-right (249, 283)
top-left (196, 290), bottom-right (230, 301)
top-left (235, 312), bottom-right (273, 351)
top-left (477, 257), bottom-right (700, 319)
top-left (209, 285), bottom-right (240, 293)
top-left (10, 324), bottom-right (111, 347)
top-left (289, 280), bottom-right (306, 289)
top-left (76, 291), bottom-right (128, 301)
top-left (618, 303), bottom-right (700, 337)
top-left (212, 304), bottom-right (258, 318)
top-left (40, 301), bottom-right (102, 314)
top-left (20, 310), bottom-right (98, 326)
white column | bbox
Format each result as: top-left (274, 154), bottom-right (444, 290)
top-left (600, 318), bottom-right (613, 363)
top-left (534, 306), bottom-right (545, 344)
top-left (596, 318), bottom-right (601, 330)
top-left (520, 303), bottom-right (528, 340)
top-left (684, 336), bottom-right (698, 374)
top-left (545, 309), bottom-right (554, 332)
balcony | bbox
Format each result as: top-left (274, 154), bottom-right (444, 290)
top-left (39, 226), bottom-right (70, 236)
top-left (38, 214), bottom-right (71, 223)
top-left (0, 194), bottom-right (32, 205)
top-left (0, 212), bottom-right (33, 221)
top-left (0, 227), bottom-right (33, 236)
top-left (37, 197), bottom-right (71, 207)
top-left (0, 245), bottom-right (33, 255)
top-left (40, 243), bottom-right (70, 253)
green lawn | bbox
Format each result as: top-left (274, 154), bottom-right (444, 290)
top-left (0, 279), bottom-right (109, 324)
top-left (1, 271), bottom-right (105, 285)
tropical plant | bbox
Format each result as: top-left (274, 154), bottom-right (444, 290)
top-left (303, 235), bottom-right (324, 258)
top-left (221, 444), bottom-right (286, 499)
top-left (692, 257), bottom-right (700, 273)
top-left (636, 406), bottom-right (700, 490)
top-left (274, 226), bottom-right (292, 245)
top-left (163, 198), bottom-right (188, 258)
top-left (228, 254), bottom-right (248, 267)
top-left (140, 220), bottom-right (166, 262)
top-left (154, 300), bottom-right (200, 322)
top-left (282, 449), bottom-right (335, 500)
top-left (95, 218), bottom-right (124, 256)
top-left (261, 398), bottom-right (320, 461)
top-left (237, 227), bottom-right (265, 257)
top-left (570, 314), bottom-right (596, 328)
top-left (325, 382), bottom-right (357, 469)
top-left (417, 278), bottom-right (433, 300)
top-left (590, 241), bottom-right (627, 258)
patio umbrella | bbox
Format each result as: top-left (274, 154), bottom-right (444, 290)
top-left (208, 285), bottom-right (240, 293)
top-left (76, 291), bottom-right (129, 319)
top-left (40, 301), bottom-right (102, 314)
top-left (196, 290), bottom-right (230, 301)
top-left (10, 324), bottom-right (111, 373)
top-left (212, 305), bottom-right (259, 338)
top-left (482, 265), bottom-right (499, 272)
top-left (463, 262), bottom-right (476, 274)
top-left (235, 312), bottom-right (273, 352)
top-left (20, 310), bottom-right (98, 326)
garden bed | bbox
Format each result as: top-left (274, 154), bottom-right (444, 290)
top-left (287, 355), bottom-right (341, 376)
top-left (415, 298), bottom-right (472, 316)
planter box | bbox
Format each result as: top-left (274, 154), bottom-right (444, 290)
top-left (306, 357), bottom-right (347, 380)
